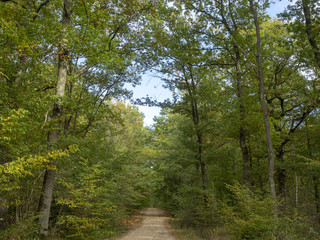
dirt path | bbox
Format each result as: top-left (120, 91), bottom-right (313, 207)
top-left (117, 208), bottom-right (176, 240)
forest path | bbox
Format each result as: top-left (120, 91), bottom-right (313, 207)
top-left (117, 208), bottom-right (176, 240)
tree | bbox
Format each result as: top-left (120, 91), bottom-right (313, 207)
top-left (38, 0), bottom-right (71, 236)
top-left (248, 0), bottom-right (277, 216)
top-left (139, 3), bottom-right (214, 207)
top-left (0, 0), bottom-right (151, 237)
top-left (281, 0), bottom-right (320, 70)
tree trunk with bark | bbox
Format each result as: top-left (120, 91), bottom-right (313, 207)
top-left (217, 1), bottom-right (251, 184)
top-left (276, 150), bottom-right (286, 199)
top-left (184, 66), bottom-right (208, 206)
top-left (38, 0), bottom-right (71, 237)
top-left (235, 48), bottom-right (250, 184)
top-left (276, 139), bottom-right (289, 200)
top-left (197, 130), bottom-right (207, 191)
top-left (249, 0), bottom-right (278, 217)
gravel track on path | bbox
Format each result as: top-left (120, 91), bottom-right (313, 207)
top-left (117, 208), bottom-right (175, 240)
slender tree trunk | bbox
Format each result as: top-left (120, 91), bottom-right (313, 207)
top-left (38, 164), bottom-right (57, 237)
top-left (184, 67), bottom-right (208, 206)
top-left (196, 126), bottom-right (208, 207)
top-left (276, 138), bottom-right (289, 201)
top-left (276, 148), bottom-right (286, 199)
top-left (38, 0), bottom-right (71, 237)
top-left (194, 102), bottom-right (208, 206)
top-left (190, 73), bottom-right (207, 195)
top-left (197, 131), bottom-right (207, 190)
top-left (218, 1), bottom-right (250, 184)
top-left (235, 47), bottom-right (250, 184)
top-left (64, 116), bottom-right (72, 137)
top-left (249, 0), bottom-right (277, 217)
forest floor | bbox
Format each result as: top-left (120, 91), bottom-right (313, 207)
top-left (116, 208), bottom-right (176, 240)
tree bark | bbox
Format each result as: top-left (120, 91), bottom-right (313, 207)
top-left (276, 139), bottom-right (289, 200)
top-left (235, 48), bottom-right (250, 184)
top-left (276, 150), bottom-right (286, 199)
top-left (184, 66), bottom-right (208, 206)
top-left (38, 0), bottom-right (71, 237)
top-left (249, 0), bottom-right (278, 217)
top-left (197, 131), bottom-right (207, 191)
top-left (217, 0), bottom-right (251, 184)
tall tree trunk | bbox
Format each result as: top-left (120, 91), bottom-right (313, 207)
top-left (184, 67), bottom-right (208, 206)
top-left (38, 0), bottom-right (71, 237)
top-left (235, 47), bottom-right (250, 184)
top-left (196, 124), bottom-right (208, 207)
top-left (276, 140), bottom-right (289, 200)
top-left (218, 1), bottom-right (250, 184)
top-left (249, 0), bottom-right (277, 217)
top-left (197, 131), bottom-right (207, 191)
top-left (190, 72), bottom-right (207, 195)
top-left (276, 150), bottom-right (286, 199)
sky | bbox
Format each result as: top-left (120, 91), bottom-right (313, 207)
top-left (124, 73), bottom-right (170, 126)
top-left (126, 0), bottom-right (292, 126)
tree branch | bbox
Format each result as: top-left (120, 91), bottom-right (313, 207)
top-left (33, 0), bottom-right (50, 21)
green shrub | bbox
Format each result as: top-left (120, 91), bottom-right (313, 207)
top-left (0, 216), bottom-right (39, 240)
top-left (55, 215), bottom-right (118, 240)
top-left (274, 213), bottom-right (320, 240)
top-left (219, 182), bottom-right (276, 240)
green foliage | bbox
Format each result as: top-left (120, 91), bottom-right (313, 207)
top-left (274, 214), bottom-right (320, 240)
top-left (49, 103), bottom-right (152, 239)
top-left (219, 182), bottom-right (276, 240)
top-left (218, 183), bottom-right (320, 240)
top-left (0, 146), bottom-right (78, 190)
top-left (56, 215), bottom-right (117, 240)
top-left (0, 216), bottom-right (39, 240)
top-left (1, 0), bottom-right (320, 239)
top-left (0, 109), bottom-right (30, 154)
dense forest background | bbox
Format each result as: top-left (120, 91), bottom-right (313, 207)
top-left (0, 0), bottom-right (320, 239)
